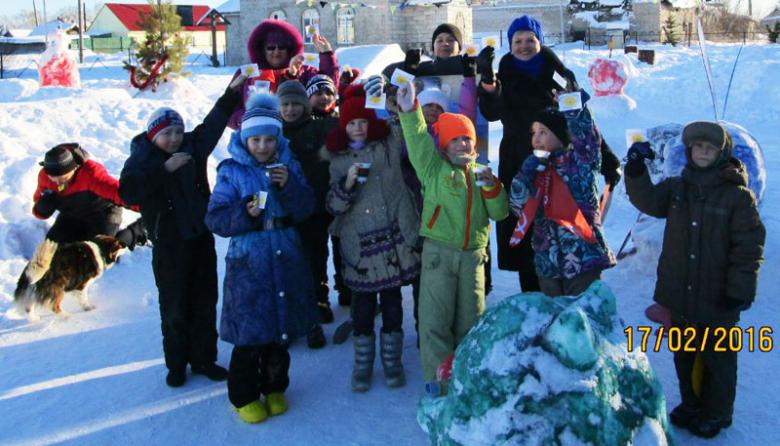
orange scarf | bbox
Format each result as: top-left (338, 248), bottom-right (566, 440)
top-left (510, 168), bottom-right (596, 246)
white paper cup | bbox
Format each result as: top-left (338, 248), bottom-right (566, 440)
top-left (473, 166), bottom-right (489, 187)
top-left (533, 150), bottom-right (551, 159)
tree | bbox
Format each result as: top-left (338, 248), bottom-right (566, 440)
top-left (123, 0), bottom-right (189, 91)
top-left (662, 13), bottom-right (680, 46)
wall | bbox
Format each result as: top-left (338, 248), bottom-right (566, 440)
top-left (473, 1), bottom-right (569, 44)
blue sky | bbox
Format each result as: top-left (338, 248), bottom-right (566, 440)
top-left (4, 0), bottom-right (778, 20)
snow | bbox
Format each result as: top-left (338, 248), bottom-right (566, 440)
top-left (1, 41), bottom-right (779, 445)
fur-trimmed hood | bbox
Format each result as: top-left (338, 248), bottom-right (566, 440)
top-left (247, 20), bottom-right (304, 69)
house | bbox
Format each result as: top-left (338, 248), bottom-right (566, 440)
top-left (760, 7), bottom-right (780, 29)
top-left (223, 0), bottom-right (472, 66)
top-left (87, 3), bottom-right (226, 50)
top-left (28, 19), bottom-right (79, 38)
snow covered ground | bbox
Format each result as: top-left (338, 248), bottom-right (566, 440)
top-left (0, 42), bottom-right (778, 445)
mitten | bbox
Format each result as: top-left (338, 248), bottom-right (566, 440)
top-left (476, 46), bottom-right (495, 84)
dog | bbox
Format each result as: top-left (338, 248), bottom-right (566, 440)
top-left (14, 235), bottom-right (124, 322)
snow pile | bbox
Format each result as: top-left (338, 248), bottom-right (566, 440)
top-left (418, 281), bottom-right (671, 445)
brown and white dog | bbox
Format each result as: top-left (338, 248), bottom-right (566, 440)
top-left (14, 235), bottom-right (124, 322)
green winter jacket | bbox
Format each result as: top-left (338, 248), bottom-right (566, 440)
top-left (399, 106), bottom-right (508, 251)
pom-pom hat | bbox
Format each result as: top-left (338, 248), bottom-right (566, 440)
top-left (241, 92), bottom-right (283, 146)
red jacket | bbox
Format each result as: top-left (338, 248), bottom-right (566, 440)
top-left (33, 160), bottom-right (133, 219)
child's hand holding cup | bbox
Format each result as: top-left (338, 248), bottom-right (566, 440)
top-left (474, 166), bottom-right (495, 188)
top-left (247, 190), bottom-right (268, 217)
top-left (532, 149), bottom-right (551, 171)
top-left (265, 163), bottom-right (288, 188)
top-left (356, 162), bottom-right (372, 184)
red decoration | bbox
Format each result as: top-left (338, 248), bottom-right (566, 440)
top-left (587, 58), bottom-right (628, 97)
top-left (38, 31), bottom-right (80, 88)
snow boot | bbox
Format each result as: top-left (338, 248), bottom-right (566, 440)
top-left (351, 333), bottom-right (375, 392)
top-left (669, 402), bottom-right (701, 429)
top-left (235, 400), bottom-right (268, 424)
top-left (318, 302), bottom-right (334, 324)
top-left (307, 324), bottom-right (327, 349)
top-left (688, 414), bottom-right (732, 438)
top-left (266, 392), bottom-right (288, 416)
top-left (191, 363), bottom-right (228, 381)
top-left (166, 367), bottom-right (186, 387)
top-left (380, 330), bottom-right (406, 388)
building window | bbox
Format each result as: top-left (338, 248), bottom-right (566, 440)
top-left (302, 9), bottom-right (320, 44)
top-left (336, 8), bottom-right (355, 45)
top-left (269, 10), bottom-right (286, 21)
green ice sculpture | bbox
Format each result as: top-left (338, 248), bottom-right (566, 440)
top-left (418, 280), bottom-right (673, 445)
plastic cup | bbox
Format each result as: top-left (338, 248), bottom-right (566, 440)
top-left (356, 162), bottom-right (371, 183)
top-left (474, 166), bottom-right (489, 187)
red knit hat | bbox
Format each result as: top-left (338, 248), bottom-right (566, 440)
top-left (327, 84), bottom-right (389, 151)
top-left (432, 112), bottom-right (476, 150)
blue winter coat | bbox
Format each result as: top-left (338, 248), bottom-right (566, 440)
top-left (205, 131), bottom-right (317, 346)
top-left (509, 106), bottom-right (616, 279)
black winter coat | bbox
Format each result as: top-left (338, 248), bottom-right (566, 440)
top-left (625, 159), bottom-right (765, 324)
top-left (119, 88), bottom-right (240, 242)
top-left (283, 115), bottom-right (338, 213)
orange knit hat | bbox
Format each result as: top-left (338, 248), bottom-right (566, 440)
top-left (432, 112), bottom-right (476, 150)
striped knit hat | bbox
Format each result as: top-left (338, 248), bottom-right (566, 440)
top-left (146, 107), bottom-right (184, 142)
top-left (305, 74), bottom-right (336, 98)
top-left (241, 92), bottom-right (283, 146)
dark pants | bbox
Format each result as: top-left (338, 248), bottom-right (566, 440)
top-left (296, 212), bottom-right (333, 306)
top-left (538, 270), bottom-right (601, 297)
top-left (46, 207), bottom-right (123, 243)
top-left (331, 236), bottom-right (348, 296)
top-left (672, 317), bottom-right (738, 419)
top-left (152, 232), bottom-right (219, 372)
top-left (228, 344), bottom-right (290, 408)
top-left (352, 287), bottom-right (403, 336)
top-left (497, 217), bottom-right (540, 292)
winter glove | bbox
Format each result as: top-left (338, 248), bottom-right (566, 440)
top-left (600, 141), bottom-right (622, 189)
top-left (340, 67), bottom-right (361, 88)
top-left (395, 79), bottom-right (416, 112)
top-left (403, 48), bottom-right (422, 74)
top-left (519, 154), bottom-right (547, 190)
top-left (364, 74), bottom-right (386, 97)
top-left (33, 189), bottom-right (59, 218)
top-left (115, 227), bottom-right (135, 250)
top-left (725, 297), bottom-right (752, 312)
top-left (476, 46), bottom-right (495, 85)
top-left (462, 55), bottom-right (477, 78)
top-left (624, 141), bottom-right (655, 178)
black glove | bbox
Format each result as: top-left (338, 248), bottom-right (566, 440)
top-left (33, 189), bottom-right (59, 218)
top-left (462, 55), bottom-right (477, 78)
top-left (624, 141), bottom-right (654, 178)
top-left (600, 141), bottom-right (622, 188)
top-left (115, 217), bottom-right (148, 250)
top-left (476, 46), bottom-right (495, 85)
top-left (725, 298), bottom-right (752, 312)
top-left (403, 48), bottom-right (422, 74)
top-left (71, 145), bottom-right (89, 164)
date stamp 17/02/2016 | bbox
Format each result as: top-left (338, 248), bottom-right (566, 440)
top-left (624, 326), bottom-right (774, 353)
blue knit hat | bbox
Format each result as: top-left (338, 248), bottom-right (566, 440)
top-left (507, 15), bottom-right (544, 45)
top-left (241, 92), bottom-right (283, 146)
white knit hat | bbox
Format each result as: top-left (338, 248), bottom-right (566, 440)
top-left (418, 88), bottom-right (449, 112)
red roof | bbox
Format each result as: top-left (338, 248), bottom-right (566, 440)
top-left (105, 3), bottom-right (225, 32)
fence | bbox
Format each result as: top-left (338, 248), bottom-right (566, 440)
top-left (69, 37), bottom-right (135, 53)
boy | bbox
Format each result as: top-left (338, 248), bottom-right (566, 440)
top-left (306, 74), bottom-right (338, 119)
top-left (395, 80), bottom-right (508, 388)
top-left (624, 121), bottom-right (765, 438)
top-left (119, 76), bottom-right (245, 387)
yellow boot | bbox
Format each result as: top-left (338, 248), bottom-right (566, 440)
top-left (266, 393), bottom-right (288, 416)
top-left (235, 401), bottom-right (268, 423)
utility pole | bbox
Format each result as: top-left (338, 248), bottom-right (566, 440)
top-left (78, 0), bottom-right (84, 62)
top-left (32, 0), bottom-right (40, 26)
top-left (43, 0), bottom-right (48, 45)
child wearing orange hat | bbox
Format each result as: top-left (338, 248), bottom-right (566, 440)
top-left (395, 80), bottom-right (509, 391)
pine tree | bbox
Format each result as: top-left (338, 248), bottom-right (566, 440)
top-left (768, 22), bottom-right (780, 44)
top-left (662, 13), bottom-right (680, 46)
top-left (123, 0), bottom-right (189, 91)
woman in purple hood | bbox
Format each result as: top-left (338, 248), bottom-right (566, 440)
top-left (228, 19), bottom-right (341, 129)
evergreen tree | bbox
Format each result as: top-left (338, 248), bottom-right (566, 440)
top-left (768, 22), bottom-right (780, 44)
top-left (662, 13), bottom-right (680, 46)
top-left (124, 0), bottom-right (189, 91)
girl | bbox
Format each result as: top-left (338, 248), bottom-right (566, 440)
top-left (324, 84), bottom-right (420, 392)
top-left (204, 93), bottom-right (318, 423)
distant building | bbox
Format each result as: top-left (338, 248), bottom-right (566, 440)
top-left (87, 3), bottom-right (226, 50)
top-left (29, 19), bottom-right (79, 37)
top-left (760, 7), bottom-right (780, 29)
top-left (221, 0), bottom-right (472, 67)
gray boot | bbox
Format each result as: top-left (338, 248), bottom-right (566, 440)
top-left (351, 333), bottom-right (375, 392)
top-left (380, 330), bottom-right (406, 388)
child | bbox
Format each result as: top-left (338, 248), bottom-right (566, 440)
top-left (624, 122), bottom-right (765, 438)
top-left (277, 79), bottom-right (338, 337)
top-left (204, 92), bottom-right (318, 424)
top-left (509, 105), bottom-right (615, 297)
top-left (305, 74), bottom-right (338, 119)
top-left (32, 143), bottom-right (145, 248)
top-left (119, 76), bottom-right (245, 387)
top-left (395, 80), bottom-right (509, 388)
top-left (324, 84), bottom-right (421, 392)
